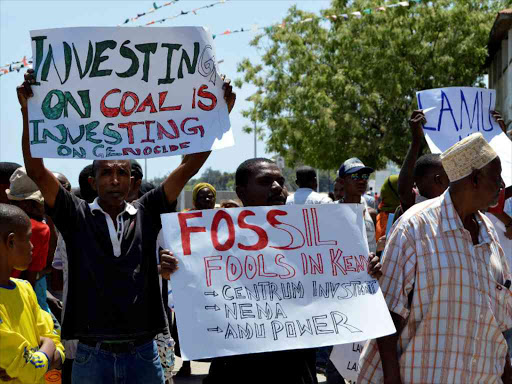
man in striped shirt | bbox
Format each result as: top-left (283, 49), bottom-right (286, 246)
top-left (358, 133), bottom-right (512, 383)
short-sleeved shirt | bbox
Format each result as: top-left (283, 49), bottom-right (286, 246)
top-left (358, 190), bottom-right (512, 383)
top-left (46, 185), bottom-right (176, 341)
top-left (11, 219), bottom-right (49, 279)
top-left (286, 188), bottom-right (332, 205)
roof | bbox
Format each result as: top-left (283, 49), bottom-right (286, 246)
top-left (486, 9), bottom-right (512, 67)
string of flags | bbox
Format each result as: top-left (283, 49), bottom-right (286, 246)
top-left (143, 0), bottom-right (227, 26)
top-left (1, 0), bottom-right (421, 77)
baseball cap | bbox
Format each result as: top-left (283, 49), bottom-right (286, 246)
top-left (5, 167), bottom-right (44, 205)
top-left (338, 158), bottom-right (374, 177)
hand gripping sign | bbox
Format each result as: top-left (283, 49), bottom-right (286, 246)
top-left (161, 204), bottom-right (395, 360)
top-left (417, 87), bottom-right (512, 186)
top-left (27, 27), bottom-right (233, 160)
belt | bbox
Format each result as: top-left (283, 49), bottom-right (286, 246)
top-left (80, 337), bottom-right (153, 353)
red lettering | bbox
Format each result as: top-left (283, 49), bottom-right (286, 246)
top-left (159, 91), bottom-right (182, 111)
top-left (311, 208), bottom-right (337, 246)
top-left (257, 254), bottom-right (277, 277)
top-left (275, 254), bottom-right (296, 279)
top-left (100, 88), bottom-right (121, 118)
top-left (122, 148), bottom-right (141, 156)
top-left (226, 256), bottom-right (243, 282)
top-left (301, 252), bottom-right (324, 275)
top-left (192, 87), bottom-right (196, 109)
top-left (141, 121), bottom-right (155, 143)
top-left (204, 255), bottom-right (222, 287)
top-left (197, 84), bottom-right (217, 111)
top-left (267, 210), bottom-right (305, 250)
top-left (178, 212), bottom-right (206, 255)
top-left (181, 117), bottom-right (204, 137)
top-left (143, 146), bottom-right (152, 155)
top-left (154, 146), bottom-right (161, 154)
top-left (211, 210), bottom-right (235, 252)
top-left (244, 255), bottom-right (258, 279)
top-left (136, 93), bottom-right (157, 113)
top-left (118, 122), bottom-right (144, 144)
top-left (355, 255), bottom-right (369, 273)
top-left (157, 120), bottom-right (179, 140)
top-left (237, 210), bottom-right (268, 251)
top-left (329, 248), bottom-right (347, 276)
top-left (343, 255), bottom-right (356, 273)
top-left (180, 142), bottom-right (190, 149)
top-left (303, 209), bottom-right (313, 246)
top-left (120, 92), bottom-right (139, 116)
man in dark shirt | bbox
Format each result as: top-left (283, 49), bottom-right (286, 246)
top-left (17, 69), bottom-right (235, 384)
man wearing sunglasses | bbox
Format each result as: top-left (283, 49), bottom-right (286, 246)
top-left (337, 158), bottom-right (377, 254)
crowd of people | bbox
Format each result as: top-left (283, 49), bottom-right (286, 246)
top-left (0, 68), bottom-right (511, 384)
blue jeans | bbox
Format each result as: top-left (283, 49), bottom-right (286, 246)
top-left (72, 341), bottom-right (164, 384)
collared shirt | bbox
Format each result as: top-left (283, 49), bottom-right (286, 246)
top-left (286, 188), bottom-right (332, 205)
top-left (46, 185), bottom-right (176, 341)
top-left (358, 190), bottom-right (512, 383)
top-left (89, 198), bottom-right (137, 257)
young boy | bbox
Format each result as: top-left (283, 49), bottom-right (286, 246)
top-left (0, 203), bottom-right (64, 383)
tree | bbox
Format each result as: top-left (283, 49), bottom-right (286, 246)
top-left (236, 0), bottom-right (508, 170)
top-left (150, 167), bottom-right (237, 191)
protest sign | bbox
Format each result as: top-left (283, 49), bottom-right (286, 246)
top-left (330, 341), bottom-right (365, 383)
top-left (416, 87), bottom-right (512, 186)
top-left (27, 27), bottom-right (232, 160)
top-left (161, 204), bottom-right (395, 360)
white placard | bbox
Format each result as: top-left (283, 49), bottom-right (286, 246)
top-left (330, 342), bottom-right (365, 383)
top-left (161, 204), bottom-right (395, 360)
top-left (27, 27), bottom-right (232, 160)
top-left (416, 87), bottom-right (512, 186)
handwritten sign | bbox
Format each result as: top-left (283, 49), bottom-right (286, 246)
top-left (417, 87), bottom-right (512, 186)
top-left (27, 27), bottom-right (232, 160)
top-left (161, 204), bottom-right (395, 360)
top-left (330, 342), bottom-right (365, 383)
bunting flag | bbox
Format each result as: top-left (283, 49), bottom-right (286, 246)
top-left (1, 0), bottom-right (421, 78)
top-left (144, 0), bottom-right (227, 26)
top-left (120, 1), bottom-right (180, 25)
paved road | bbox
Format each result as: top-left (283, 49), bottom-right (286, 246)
top-left (171, 358), bottom-right (328, 384)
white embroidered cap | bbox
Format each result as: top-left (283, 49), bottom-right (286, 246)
top-left (440, 133), bottom-right (498, 182)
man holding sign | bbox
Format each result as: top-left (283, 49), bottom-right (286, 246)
top-left (358, 133), bottom-right (512, 383)
top-left (17, 66), bottom-right (235, 384)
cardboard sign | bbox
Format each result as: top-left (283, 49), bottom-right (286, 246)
top-left (416, 87), bottom-right (512, 186)
top-left (330, 342), bottom-right (365, 383)
top-left (27, 27), bottom-right (232, 160)
top-left (161, 204), bottom-right (395, 360)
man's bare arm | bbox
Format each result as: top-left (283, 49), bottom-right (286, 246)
top-left (398, 110), bottom-right (425, 213)
top-left (376, 311), bottom-right (405, 384)
top-left (162, 78), bottom-right (236, 205)
top-left (18, 70), bottom-right (60, 208)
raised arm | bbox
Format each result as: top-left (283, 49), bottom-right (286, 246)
top-left (162, 78), bottom-right (236, 205)
top-left (398, 110), bottom-right (425, 213)
top-left (18, 70), bottom-right (60, 208)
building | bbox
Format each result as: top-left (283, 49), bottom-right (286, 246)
top-left (487, 9), bottom-right (512, 136)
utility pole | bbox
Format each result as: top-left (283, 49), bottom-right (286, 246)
top-left (144, 159), bottom-right (148, 182)
top-left (254, 120), bottom-right (257, 158)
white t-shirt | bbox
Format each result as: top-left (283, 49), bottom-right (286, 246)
top-left (286, 188), bottom-right (332, 205)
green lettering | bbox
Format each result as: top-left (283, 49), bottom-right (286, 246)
top-left (135, 43), bottom-right (158, 83)
top-left (158, 43), bottom-right (181, 85)
top-left (31, 36), bottom-right (47, 85)
top-left (106, 147), bottom-right (122, 157)
top-left (116, 40), bottom-right (139, 78)
top-left (178, 42), bottom-right (199, 79)
top-left (29, 119), bottom-right (46, 144)
top-left (63, 42), bottom-right (72, 84)
top-left (67, 124), bottom-right (85, 145)
top-left (90, 40), bottom-right (117, 78)
top-left (44, 125), bottom-right (68, 144)
top-left (57, 145), bottom-right (72, 157)
top-left (85, 121), bottom-right (101, 144)
top-left (93, 144), bottom-right (105, 158)
top-left (72, 147), bottom-right (86, 158)
top-left (73, 41), bottom-right (93, 79)
top-left (64, 90), bottom-right (91, 118)
top-left (103, 123), bottom-right (122, 145)
top-left (42, 90), bottom-right (65, 120)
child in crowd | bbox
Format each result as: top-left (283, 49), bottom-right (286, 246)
top-left (0, 203), bottom-right (64, 383)
top-left (6, 167), bottom-right (52, 312)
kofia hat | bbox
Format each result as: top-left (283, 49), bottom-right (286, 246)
top-left (440, 133), bottom-right (498, 182)
top-left (5, 167), bottom-right (44, 205)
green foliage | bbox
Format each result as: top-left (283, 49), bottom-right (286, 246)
top-left (149, 167), bottom-right (237, 191)
top-left (237, 0), bottom-right (507, 170)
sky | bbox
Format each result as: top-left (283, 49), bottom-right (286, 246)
top-left (0, 0), bottom-right (330, 187)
